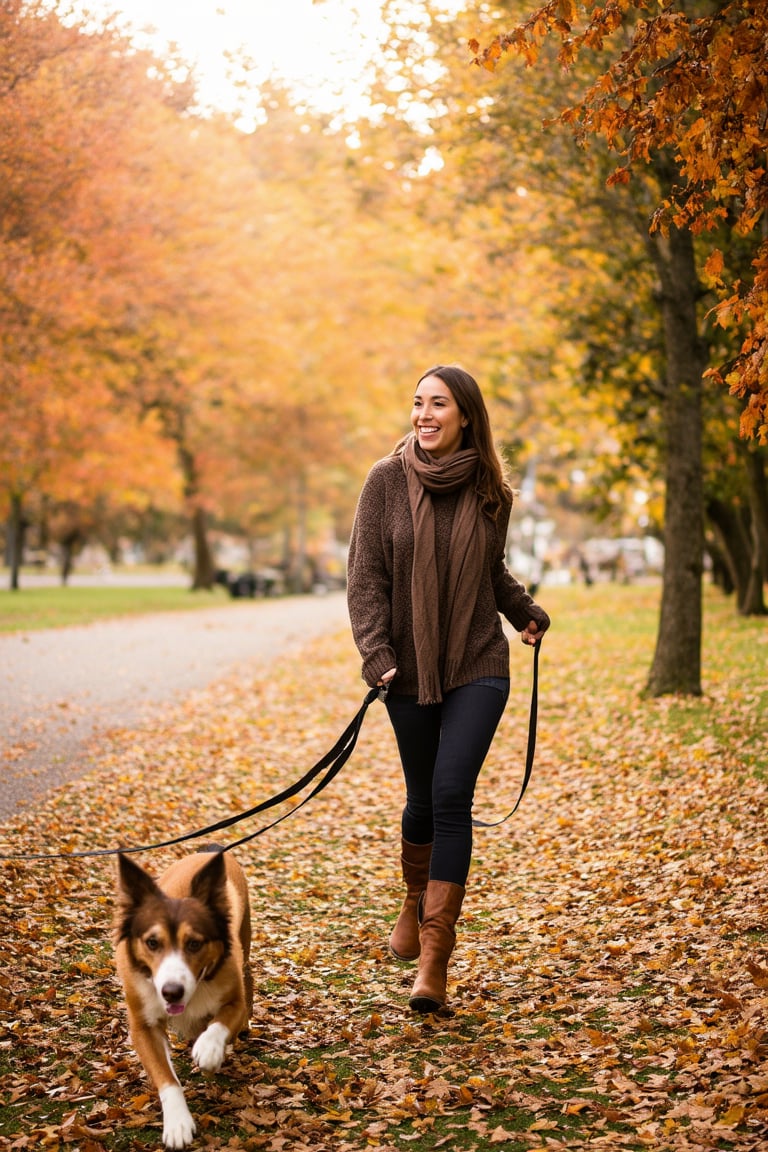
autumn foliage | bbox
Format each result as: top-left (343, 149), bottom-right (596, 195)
top-left (2, 0), bottom-right (765, 615)
top-left (470, 0), bottom-right (768, 443)
top-left (0, 2), bottom-right (438, 586)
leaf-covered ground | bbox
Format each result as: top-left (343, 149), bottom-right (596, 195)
top-left (1, 585), bottom-right (767, 1152)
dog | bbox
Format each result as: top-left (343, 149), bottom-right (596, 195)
top-left (114, 846), bottom-right (253, 1148)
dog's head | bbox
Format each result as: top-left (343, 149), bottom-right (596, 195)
top-left (115, 850), bottom-right (232, 1018)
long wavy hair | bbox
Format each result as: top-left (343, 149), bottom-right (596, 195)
top-left (393, 365), bottom-right (514, 520)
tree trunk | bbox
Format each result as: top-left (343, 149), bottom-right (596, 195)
top-left (190, 504), bottom-right (215, 590)
top-left (177, 443), bottom-right (215, 591)
top-left (8, 492), bottom-right (24, 591)
top-left (159, 400), bottom-right (215, 591)
top-left (741, 447), bottom-right (768, 615)
top-left (59, 530), bottom-right (81, 586)
top-left (645, 223), bottom-right (706, 696)
top-left (707, 542), bottom-right (734, 595)
top-left (706, 497), bottom-right (751, 607)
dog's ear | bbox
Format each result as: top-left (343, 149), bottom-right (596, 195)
top-left (190, 849), bottom-right (227, 908)
top-left (114, 852), bottom-right (163, 944)
top-left (116, 852), bottom-right (162, 905)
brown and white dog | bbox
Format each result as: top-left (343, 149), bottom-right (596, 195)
top-left (114, 846), bottom-right (253, 1149)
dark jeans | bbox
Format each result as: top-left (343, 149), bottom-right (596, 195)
top-left (385, 677), bottom-right (509, 886)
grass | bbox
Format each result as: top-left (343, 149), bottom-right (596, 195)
top-left (0, 582), bottom-right (231, 632)
top-left (543, 581), bottom-right (768, 775)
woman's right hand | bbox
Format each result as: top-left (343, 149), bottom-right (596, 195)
top-left (378, 667), bottom-right (397, 686)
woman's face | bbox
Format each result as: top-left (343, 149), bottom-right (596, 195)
top-left (411, 375), bottom-right (466, 459)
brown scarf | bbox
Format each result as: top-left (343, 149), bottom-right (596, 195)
top-left (402, 434), bottom-right (485, 704)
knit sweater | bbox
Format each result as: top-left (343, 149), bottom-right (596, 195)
top-left (347, 454), bottom-right (544, 696)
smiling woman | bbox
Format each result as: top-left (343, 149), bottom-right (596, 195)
top-left (347, 363), bottom-right (551, 1016)
top-left (78, 0), bottom-right (388, 122)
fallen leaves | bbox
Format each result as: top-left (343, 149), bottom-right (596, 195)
top-left (1, 586), bottom-right (767, 1150)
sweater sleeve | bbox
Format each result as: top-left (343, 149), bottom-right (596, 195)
top-left (490, 505), bottom-right (551, 633)
top-left (347, 463), bottom-right (399, 686)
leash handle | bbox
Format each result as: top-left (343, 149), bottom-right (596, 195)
top-left (472, 638), bottom-right (540, 828)
top-left (0, 685), bottom-right (384, 862)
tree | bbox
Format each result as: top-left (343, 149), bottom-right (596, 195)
top-left (470, 0), bottom-right (768, 692)
top-left (3, 3), bottom-right (460, 592)
top-left (471, 0), bottom-right (768, 440)
top-left (0, 2), bottom-right (192, 586)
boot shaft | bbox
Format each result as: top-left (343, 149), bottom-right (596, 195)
top-left (419, 880), bottom-right (465, 937)
top-left (389, 839), bottom-right (433, 962)
top-left (400, 838), bottom-right (433, 890)
top-left (409, 880), bottom-right (465, 1013)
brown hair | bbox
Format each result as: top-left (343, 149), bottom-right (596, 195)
top-left (394, 364), bottom-right (514, 520)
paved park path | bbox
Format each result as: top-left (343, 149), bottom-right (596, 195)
top-left (0, 592), bottom-right (351, 822)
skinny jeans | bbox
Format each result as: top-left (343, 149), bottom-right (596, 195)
top-left (385, 678), bottom-right (509, 886)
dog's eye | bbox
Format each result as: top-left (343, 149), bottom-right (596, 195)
top-left (145, 937), bottom-right (160, 952)
top-left (185, 938), bottom-right (204, 954)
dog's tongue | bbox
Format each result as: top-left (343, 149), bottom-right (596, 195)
top-left (166, 1003), bottom-right (185, 1016)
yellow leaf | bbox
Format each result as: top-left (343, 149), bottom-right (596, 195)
top-left (717, 1104), bottom-right (746, 1127)
top-left (564, 1099), bottom-right (591, 1114)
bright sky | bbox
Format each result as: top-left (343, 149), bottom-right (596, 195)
top-left (86, 0), bottom-right (389, 123)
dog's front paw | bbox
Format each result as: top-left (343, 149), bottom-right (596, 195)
top-left (192, 1021), bottom-right (229, 1072)
top-left (159, 1084), bottom-right (196, 1148)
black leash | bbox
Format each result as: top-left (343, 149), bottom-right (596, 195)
top-left (0, 640), bottom-right (541, 863)
top-left (0, 684), bottom-right (387, 862)
top-left (472, 638), bottom-right (541, 827)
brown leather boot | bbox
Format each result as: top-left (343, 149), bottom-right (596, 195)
top-left (389, 839), bottom-right (433, 961)
top-left (409, 880), bottom-right (465, 1013)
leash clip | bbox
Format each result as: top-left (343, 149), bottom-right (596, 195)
top-left (377, 682), bottom-right (390, 702)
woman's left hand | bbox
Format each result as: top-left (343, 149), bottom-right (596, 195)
top-left (521, 616), bottom-right (549, 645)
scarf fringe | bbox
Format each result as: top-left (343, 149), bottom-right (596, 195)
top-left (417, 669), bottom-right (443, 706)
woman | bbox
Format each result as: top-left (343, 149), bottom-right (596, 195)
top-left (347, 364), bottom-right (550, 1013)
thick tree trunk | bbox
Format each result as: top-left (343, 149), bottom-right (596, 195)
top-left (646, 224), bottom-right (706, 696)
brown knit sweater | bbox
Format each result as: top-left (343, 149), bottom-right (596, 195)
top-left (347, 454), bottom-right (546, 696)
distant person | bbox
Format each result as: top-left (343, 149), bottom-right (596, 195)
top-left (347, 364), bottom-right (550, 1013)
